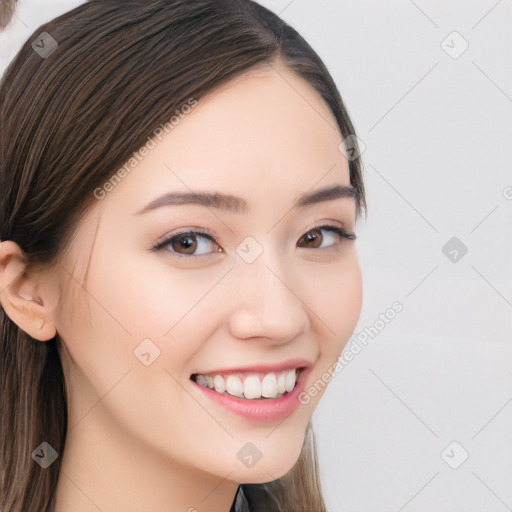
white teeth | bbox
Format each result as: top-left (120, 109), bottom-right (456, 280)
top-left (213, 375), bottom-right (226, 393)
top-left (225, 375), bottom-right (244, 398)
top-left (277, 373), bottom-right (286, 395)
top-left (194, 369), bottom-right (299, 400)
top-left (261, 373), bottom-right (277, 398)
top-left (285, 369), bottom-right (296, 392)
top-left (243, 376), bottom-right (262, 399)
top-left (196, 374), bottom-right (208, 387)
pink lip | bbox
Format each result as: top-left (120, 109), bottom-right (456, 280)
top-left (191, 366), bottom-right (313, 422)
top-left (192, 357), bottom-right (314, 377)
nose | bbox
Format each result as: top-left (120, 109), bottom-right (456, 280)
top-left (227, 256), bottom-right (310, 343)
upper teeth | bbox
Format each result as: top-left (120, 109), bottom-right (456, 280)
top-left (194, 369), bottom-right (299, 400)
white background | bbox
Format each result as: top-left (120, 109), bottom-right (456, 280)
top-left (1, 1), bottom-right (511, 511)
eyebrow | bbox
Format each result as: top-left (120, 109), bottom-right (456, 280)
top-left (132, 184), bottom-right (358, 216)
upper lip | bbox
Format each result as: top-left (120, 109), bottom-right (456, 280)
top-left (191, 357), bottom-right (314, 377)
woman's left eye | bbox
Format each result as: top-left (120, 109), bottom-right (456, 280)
top-left (297, 225), bottom-right (356, 249)
top-left (151, 224), bottom-right (356, 259)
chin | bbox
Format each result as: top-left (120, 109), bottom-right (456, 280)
top-left (237, 435), bottom-right (305, 484)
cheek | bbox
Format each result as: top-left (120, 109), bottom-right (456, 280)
top-left (56, 244), bottom-right (234, 397)
top-left (92, 252), bottom-right (214, 337)
top-left (85, 254), bottom-right (230, 379)
top-left (298, 259), bottom-right (362, 406)
top-left (54, 254), bottom-right (210, 441)
top-left (309, 257), bottom-right (363, 351)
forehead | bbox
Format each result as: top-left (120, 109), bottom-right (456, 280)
top-left (99, 62), bottom-right (351, 216)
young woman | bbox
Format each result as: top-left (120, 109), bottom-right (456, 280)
top-left (0, 1), bottom-right (367, 511)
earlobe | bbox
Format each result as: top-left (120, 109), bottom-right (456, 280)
top-left (0, 240), bottom-right (57, 341)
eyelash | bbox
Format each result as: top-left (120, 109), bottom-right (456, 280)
top-left (151, 224), bottom-right (357, 259)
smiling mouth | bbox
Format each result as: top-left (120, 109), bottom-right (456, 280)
top-left (190, 367), bottom-right (304, 400)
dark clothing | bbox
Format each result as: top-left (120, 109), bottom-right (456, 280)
top-left (229, 484), bottom-right (282, 512)
top-left (229, 485), bottom-right (251, 512)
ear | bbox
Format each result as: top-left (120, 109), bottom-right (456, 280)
top-left (0, 240), bottom-right (57, 341)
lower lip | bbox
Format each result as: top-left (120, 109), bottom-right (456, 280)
top-left (191, 367), bottom-right (312, 422)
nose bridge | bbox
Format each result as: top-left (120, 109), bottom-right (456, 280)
top-left (227, 247), bottom-right (310, 340)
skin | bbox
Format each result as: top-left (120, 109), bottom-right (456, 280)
top-left (0, 60), bottom-right (362, 512)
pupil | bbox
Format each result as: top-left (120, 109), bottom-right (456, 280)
top-left (306, 229), bottom-right (321, 247)
top-left (174, 235), bottom-right (196, 253)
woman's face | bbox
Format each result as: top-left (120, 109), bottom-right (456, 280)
top-left (53, 62), bottom-right (362, 485)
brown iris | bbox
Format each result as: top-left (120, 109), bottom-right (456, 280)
top-left (299, 228), bottom-right (324, 249)
top-left (171, 234), bottom-right (198, 255)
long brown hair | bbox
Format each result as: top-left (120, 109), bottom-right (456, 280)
top-left (0, 1), bottom-right (367, 510)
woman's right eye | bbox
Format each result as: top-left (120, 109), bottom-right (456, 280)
top-left (152, 230), bottom-right (222, 259)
